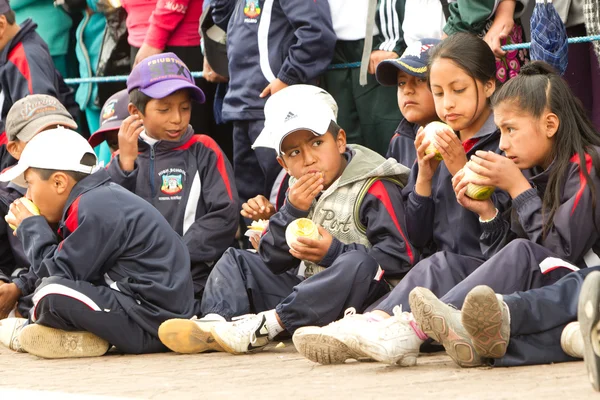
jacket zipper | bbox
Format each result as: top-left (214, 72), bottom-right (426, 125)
top-left (150, 145), bottom-right (156, 197)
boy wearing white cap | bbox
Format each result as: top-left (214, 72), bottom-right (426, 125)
top-left (158, 85), bottom-right (416, 356)
top-left (0, 128), bottom-right (195, 358)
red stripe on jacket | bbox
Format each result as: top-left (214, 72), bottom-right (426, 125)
top-left (570, 153), bottom-right (593, 216)
top-left (8, 42), bottom-right (33, 94)
top-left (0, 132), bottom-right (7, 146)
top-left (64, 196), bottom-right (82, 234)
top-left (367, 180), bottom-right (415, 264)
top-left (174, 134), bottom-right (233, 200)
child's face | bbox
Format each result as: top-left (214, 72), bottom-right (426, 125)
top-left (429, 58), bottom-right (495, 134)
top-left (397, 70), bottom-right (437, 126)
top-left (24, 169), bottom-right (71, 224)
top-left (136, 89), bottom-right (191, 142)
top-left (277, 129), bottom-right (347, 190)
top-left (104, 131), bottom-right (119, 153)
top-left (494, 101), bottom-right (557, 170)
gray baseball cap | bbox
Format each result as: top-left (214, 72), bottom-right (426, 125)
top-left (6, 95), bottom-right (78, 142)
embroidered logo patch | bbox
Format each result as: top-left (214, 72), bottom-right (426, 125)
top-left (244, 0), bottom-right (261, 19)
top-left (102, 100), bottom-right (117, 122)
top-left (161, 174), bottom-right (183, 195)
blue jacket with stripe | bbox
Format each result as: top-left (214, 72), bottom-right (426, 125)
top-left (0, 182), bottom-right (27, 283)
top-left (211, 0), bottom-right (336, 121)
top-left (386, 119), bottom-right (420, 169)
top-left (0, 19), bottom-right (79, 170)
top-left (481, 150), bottom-right (600, 268)
top-left (107, 126), bottom-right (239, 297)
top-left (15, 170), bottom-right (195, 333)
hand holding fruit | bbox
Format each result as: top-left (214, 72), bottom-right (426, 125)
top-left (452, 168), bottom-right (497, 219)
top-left (241, 195), bottom-right (276, 221)
top-left (5, 198), bottom-right (40, 233)
top-left (288, 172), bottom-right (324, 211)
top-left (288, 223), bottom-right (332, 263)
top-left (432, 126), bottom-right (467, 176)
top-left (469, 151), bottom-right (531, 198)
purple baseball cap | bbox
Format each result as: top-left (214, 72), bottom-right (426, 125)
top-left (127, 53), bottom-right (205, 103)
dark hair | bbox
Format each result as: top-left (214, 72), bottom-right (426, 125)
top-left (31, 153), bottom-right (97, 183)
top-left (328, 120), bottom-right (341, 138)
top-left (3, 10), bottom-right (15, 25)
top-left (492, 61), bottom-right (600, 237)
top-left (427, 33), bottom-right (497, 125)
top-left (129, 88), bottom-right (152, 115)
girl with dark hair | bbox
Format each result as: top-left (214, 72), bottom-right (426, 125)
top-left (292, 33), bottom-right (512, 367)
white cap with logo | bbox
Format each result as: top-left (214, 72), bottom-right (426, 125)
top-left (0, 127), bottom-right (97, 187)
top-left (252, 85), bottom-right (338, 155)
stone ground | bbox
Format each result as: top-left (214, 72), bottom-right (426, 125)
top-left (0, 342), bottom-right (594, 399)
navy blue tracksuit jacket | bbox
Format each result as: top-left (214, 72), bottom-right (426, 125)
top-left (108, 126), bottom-right (239, 299)
top-left (386, 119), bottom-right (420, 169)
top-left (0, 182), bottom-right (27, 283)
top-left (0, 19), bottom-right (79, 170)
top-left (212, 0), bottom-right (336, 121)
top-left (15, 170), bottom-right (194, 332)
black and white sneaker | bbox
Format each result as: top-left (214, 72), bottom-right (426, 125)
top-left (211, 314), bottom-right (270, 355)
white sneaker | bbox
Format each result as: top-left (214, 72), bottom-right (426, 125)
top-left (211, 314), bottom-right (269, 354)
top-left (0, 318), bottom-right (27, 352)
top-left (561, 321), bottom-right (584, 358)
top-left (353, 306), bottom-right (423, 366)
top-left (293, 308), bottom-right (371, 365)
top-left (159, 314), bottom-right (226, 354)
top-left (19, 324), bottom-right (110, 359)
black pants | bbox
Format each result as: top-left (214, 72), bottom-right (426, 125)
top-left (31, 276), bottom-right (167, 354)
top-left (130, 45), bottom-right (234, 162)
top-left (201, 249), bottom-right (389, 334)
top-left (232, 119), bottom-right (282, 205)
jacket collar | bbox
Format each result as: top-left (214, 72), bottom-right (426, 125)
top-left (0, 19), bottom-right (36, 64)
top-left (137, 125), bottom-right (195, 153)
top-left (61, 169), bottom-right (111, 222)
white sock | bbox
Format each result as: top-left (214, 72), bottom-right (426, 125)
top-left (263, 309), bottom-right (284, 340)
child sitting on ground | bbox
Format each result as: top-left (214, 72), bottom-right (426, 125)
top-left (0, 128), bottom-right (195, 358)
top-left (157, 85), bottom-right (416, 356)
top-left (107, 53), bottom-right (239, 315)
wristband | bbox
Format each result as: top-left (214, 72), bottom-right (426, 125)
top-left (479, 208), bottom-right (499, 223)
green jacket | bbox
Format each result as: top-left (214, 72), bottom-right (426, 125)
top-left (443, 0), bottom-right (526, 36)
top-left (12, 0), bottom-right (72, 57)
top-left (374, 0), bottom-right (406, 56)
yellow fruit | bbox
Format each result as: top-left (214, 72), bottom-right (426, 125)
top-left (7, 198), bottom-right (40, 231)
top-left (285, 218), bottom-right (319, 248)
top-left (423, 121), bottom-right (453, 161)
top-left (463, 163), bottom-right (495, 200)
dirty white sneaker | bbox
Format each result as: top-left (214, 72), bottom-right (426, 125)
top-left (578, 271), bottom-right (600, 392)
top-left (19, 324), bottom-right (110, 359)
top-left (561, 321), bottom-right (584, 358)
top-left (352, 306), bottom-right (424, 366)
top-left (0, 317), bottom-right (27, 352)
top-left (159, 314), bottom-right (226, 354)
top-left (293, 308), bottom-right (371, 365)
top-left (211, 313), bottom-right (269, 354)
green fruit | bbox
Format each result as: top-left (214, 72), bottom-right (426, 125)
top-left (8, 198), bottom-right (40, 231)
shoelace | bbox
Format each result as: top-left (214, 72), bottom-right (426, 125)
top-left (230, 314), bottom-right (263, 345)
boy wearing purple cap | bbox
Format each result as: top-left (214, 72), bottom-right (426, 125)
top-left (108, 53), bottom-right (239, 315)
top-left (375, 38), bottom-right (440, 168)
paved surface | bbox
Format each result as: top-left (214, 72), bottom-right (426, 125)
top-left (0, 342), bottom-right (594, 399)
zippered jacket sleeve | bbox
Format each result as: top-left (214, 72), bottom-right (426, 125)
top-left (259, 200), bottom-right (304, 275)
top-left (320, 179), bottom-right (417, 278)
top-left (183, 138), bottom-right (239, 263)
top-left (404, 166), bottom-right (436, 250)
top-left (107, 155), bottom-right (139, 193)
top-left (276, 0), bottom-right (336, 85)
top-left (16, 197), bottom-right (124, 286)
top-left (145, 0), bottom-right (193, 49)
top-left (211, 0), bottom-right (236, 31)
top-left (374, 0), bottom-right (406, 56)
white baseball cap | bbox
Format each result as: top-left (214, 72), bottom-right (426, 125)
top-left (0, 127), bottom-right (97, 187)
top-left (252, 85), bottom-right (338, 155)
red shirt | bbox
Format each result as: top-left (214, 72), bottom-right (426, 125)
top-left (122, 0), bottom-right (203, 49)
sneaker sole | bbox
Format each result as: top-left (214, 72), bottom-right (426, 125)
top-left (158, 319), bottom-right (223, 354)
top-left (409, 287), bottom-right (481, 368)
top-left (19, 324), bottom-right (109, 359)
top-left (578, 271), bottom-right (600, 392)
top-left (461, 285), bottom-right (509, 358)
top-left (293, 330), bottom-right (363, 364)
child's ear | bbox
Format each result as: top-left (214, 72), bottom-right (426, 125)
top-left (544, 112), bottom-right (560, 138)
top-left (484, 79), bottom-right (496, 98)
top-left (6, 141), bottom-right (21, 159)
top-left (128, 103), bottom-right (142, 117)
top-left (51, 172), bottom-right (70, 195)
top-left (0, 16), bottom-right (7, 38)
top-left (336, 129), bottom-right (347, 153)
top-left (276, 156), bottom-right (288, 173)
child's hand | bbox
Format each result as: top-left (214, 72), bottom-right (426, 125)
top-left (249, 234), bottom-right (260, 250)
top-left (368, 50), bottom-right (399, 74)
top-left (241, 195), bottom-right (276, 221)
top-left (415, 128), bottom-right (441, 196)
top-left (289, 226), bottom-right (332, 263)
top-left (288, 172), bottom-right (324, 211)
top-left (0, 283), bottom-right (20, 319)
top-left (434, 128), bottom-right (467, 176)
top-left (118, 115), bottom-right (144, 172)
top-left (5, 199), bottom-right (36, 234)
top-left (452, 168), bottom-right (497, 219)
top-left (260, 78), bottom-right (289, 98)
top-left (469, 151), bottom-right (532, 198)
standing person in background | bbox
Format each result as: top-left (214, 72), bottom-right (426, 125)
top-left (320, 0), bottom-right (405, 157)
top-left (121, 0), bottom-right (234, 161)
top-left (12, 0), bottom-right (73, 79)
top-left (553, 0), bottom-right (600, 131)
